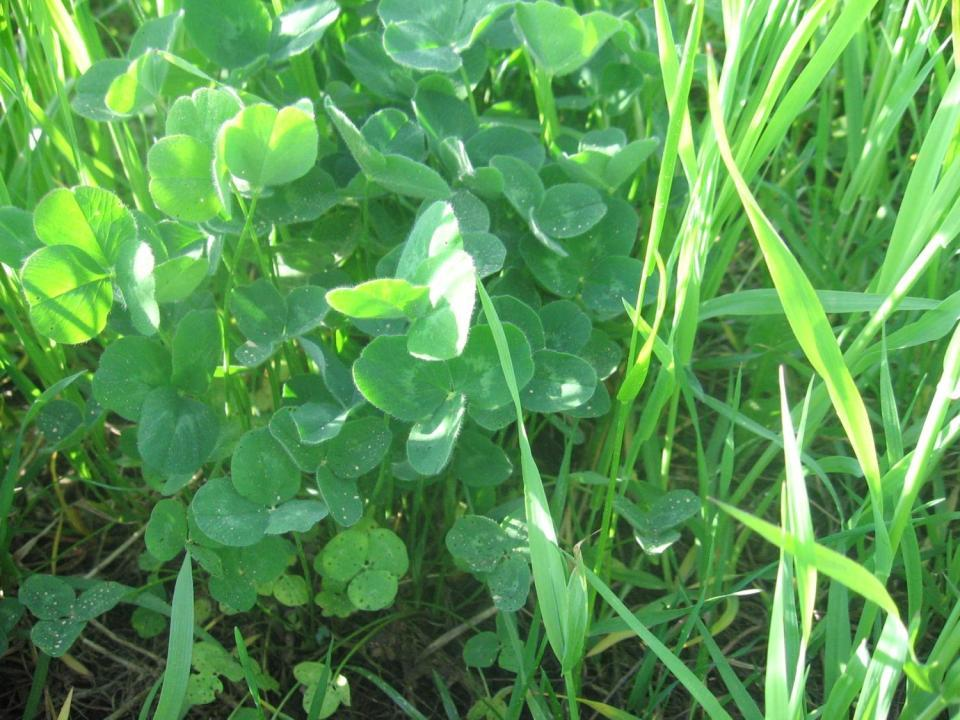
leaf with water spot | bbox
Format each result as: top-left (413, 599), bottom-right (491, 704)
top-left (316, 468), bottom-right (363, 527)
top-left (19, 575), bottom-right (75, 621)
top-left (31, 619), bottom-right (85, 657)
top-left (324, 417), bottom-right (392, 479)
top-left (93, 337), bottom-right (171, 421)
top-left (521, 350), bottom-right (596, 414)
top-left (487, 554), bottom-right (530, 612)
top-left (532, 183), bottom-right (606, 240)
top-left (191, 477), bottom-right (269, 547)
top-left (446, 515), bottom-right (516, 574)
top-left (232, 427), bottom-right (301, 506)
top-left (266, 499), bottom-right (329, 534)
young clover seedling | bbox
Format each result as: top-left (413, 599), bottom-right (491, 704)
top-left (446, 516), bottom-right (531, 612)
top-left (19, 575), bottom-right (128, 657)
top-left (314, 525), bottom-right (409, 615)
top-left (614, 490), bottom-right (702, 555)
top-left (294, 661), bottom-right (351, 718)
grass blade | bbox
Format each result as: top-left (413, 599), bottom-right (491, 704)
top-left (707, 51), bottom-right (889, 566)
top-left (153, 554), bottom-right (193, 720)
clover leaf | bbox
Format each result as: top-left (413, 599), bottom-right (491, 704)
top-left (138, 387), bottom-right (219, 477)
top-left (183, 0), bottom-right (271, 69)
top-left (190, 477), bottom-right (269, 547)
top-left (92, 337), bottom-right (171, 421)
top-left (220, 100), bottom-right (319, 189)
top-left (513, 1), bottom-right (622, 78)
top-left (148, 135), bottom-right (223, 222)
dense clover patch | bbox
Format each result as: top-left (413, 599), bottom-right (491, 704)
top-left (0, 0), bottom-right (714, 714)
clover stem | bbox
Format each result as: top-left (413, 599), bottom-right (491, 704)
top-left (460, 66), bottom-right (478, 115)
top-left (526, 54), bottom-right (560, 150)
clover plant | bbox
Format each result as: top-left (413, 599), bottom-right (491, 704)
top-left (1, 0), bottom-right (712, 715)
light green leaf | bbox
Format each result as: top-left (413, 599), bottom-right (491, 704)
top-left (148, 135), bottom-right (222, 222)
top-left (326, 278), bottom-right (430, 319)
top-left (407, 248), bottom-right (476, 360)
top-left (269, 0), bottom-right (340, 62)
top-left (0, 207), bottom-right (41, 268)
top-left (372, 154), bottom-right (451, 200)
top-left (221, 101), bottom-right (319, 188)
top-left (115, 240), bottom-right (160, 336)
top-left (382, 22), bottom-right (461, 73)
top-left (273, 575), bottom-right (310, 607)
top-left (514, 1), bottom-right (622, 77)
top-left (347, 569), bottom-right (398, 611)
top-left (71, 59), bottom-right (128, 121)
top-left (105, 51), bottom-right (166, 116)
top-left (367, 528), bottom-right (409, 576)
top-left (154, 255), bottom-right (208, 303)
top-left (21, 245), bottom-right (113, 344)
top-left (396, 201), bottom-right (462, 280)
top-left (34, 186), bottom-right (136, 268)
top-left (128, 12), bottom-right (182, 58)
top-left (320, 528), bottom-right (369, 582)
top-left (166, 87), bottom-right (243, 147)
top-left (183, 0), bottom-right (271, 68)
top-left (154, 556), bottom-right (194, 719)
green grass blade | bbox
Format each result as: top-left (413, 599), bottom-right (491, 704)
top-left (707, 51), bottom-right (889, 565)
top-left (350, 667), bottom-right (428, 720)
top-left (153, 554), bottom-right (194, 720)
top-left (583, 567), bottom-right (732, 720)
top-left (477, 281), bottom-right (569, 663)
top-left (713, 499), bottom-right (900, 620)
